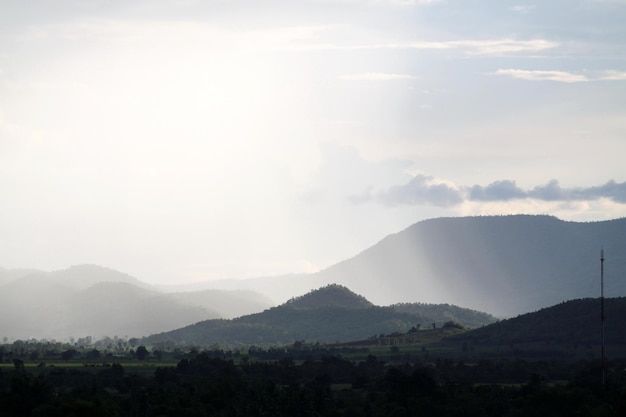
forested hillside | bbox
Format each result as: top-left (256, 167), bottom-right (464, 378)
top-left (284, 284), bottom-right (373, 309)
top-left (144, 285), bottom-right (497, 347)
top-left (446, 297), bottom-right (626, 348)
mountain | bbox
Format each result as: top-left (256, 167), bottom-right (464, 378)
top-left (284, 284), bottom-right (373, 309)
top-left (0, 267), bottom-right (41, 286)
top-left (315, 215), bottom-right (626, 317)
top-left (0, 265), bottom-right (274, 340)
top-left (214, 215), bottom-right (625, 317)
top-left (4, 215), bottom-right (623, 340)
top-left (143, 285), bottom-right (497, 347)
top-left (445, 297), bottom-right (626, 351)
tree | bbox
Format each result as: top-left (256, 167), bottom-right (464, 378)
top-left (61, 349), bottom-right (79, 361)
top-left (443, 321), bottom-right (464, 330)
top-left (13, 358), bottom-right (24, 370)
top-left (136, 345), bottom-right (149, 361)
top-left (86, 349), bottom-right (101, 360)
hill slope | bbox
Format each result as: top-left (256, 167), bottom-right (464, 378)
top-left (308, 215), bottom-right (626, 317)
top-left (448, 297), bottom-right (626, 348)
top-left (143, 285), bottom-right (497, 347)
top-left (284, 284), bottom-right (373, 309)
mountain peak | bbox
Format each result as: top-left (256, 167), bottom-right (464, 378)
top-left (284, 284), bottom-right (373, 310)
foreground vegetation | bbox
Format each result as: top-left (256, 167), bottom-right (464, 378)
top-left (2, 296), bottom-right (625, 415)
top-left (2, 346), bottom-right (626, 417)
top-left (2, 334), bottom-right (626, 417)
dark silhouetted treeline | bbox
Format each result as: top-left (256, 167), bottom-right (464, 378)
top-left (2, 349), bottom-right (626, 416)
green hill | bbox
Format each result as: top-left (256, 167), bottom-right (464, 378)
top-left (284, 284), bottom-right (373, 309)
top-left (143, 285), bottom-right (496, 347)
top-left (444, 297), bottom-right (626, 354)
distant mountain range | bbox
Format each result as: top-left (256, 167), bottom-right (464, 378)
top-left (3, 214), bottom-right (625, 341)
top-left (143, 284), bottom-right (497, 347)
top-left (207, 215), bottom-right (626, 317)
top-left (0, 264), bottom-right (273, 340)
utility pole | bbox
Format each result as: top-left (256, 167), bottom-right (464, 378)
top-left (601, 247), bottom-right (605, 391)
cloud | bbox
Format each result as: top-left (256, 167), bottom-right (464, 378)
top-left (598, 70), bottom-right (626, 80)
top-left (291, 38), bottom-right (558, 55)
top-left (588, 180), bottom-right (626, 203)
top-left (472, 179), bottom-right (626, 204)
top-left (495, 69), bottom-right (626, 83)
top-left (364, 177), bottom-right (626, 207)
top-left (358, 174), bottom-right (463, 207)
top-left (511, 5), bottom-right (535, 14)
top-left (469, 180), bottom-right (527, 201)
top-left (494, 69), bottom-right (589, 83)
top-left (340, 72), bottom-right (418, 81)
top-left (449, 39), bottom-right (556, 55)
top-left (529, 180), bottom-right (626, 203)
top-left (529, 180), bottom-right (569, 201)
top-left (362, 39), bottom-right (558, 55)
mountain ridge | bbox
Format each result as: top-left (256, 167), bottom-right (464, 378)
top-left (143, 284), bottom-right (498, 347)
top-left (0, 264), bottom-right (275, 340)
top-left (243, 215), bottom-right (626, 317)
top-left (3, 214), bottom-right (625, 340)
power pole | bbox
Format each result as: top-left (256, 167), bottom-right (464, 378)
top-left (601, 247), bottom-right (605, 391)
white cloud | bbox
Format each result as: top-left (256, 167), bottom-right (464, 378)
top-left (511, 5), bottom-right (535, 14)
top-left (342, 38), bottom-right (559, 55)
top-left (495, 68), bottom-right (626, 82)
top-left (449, 39), bottom-right (556, 55)
top-left (599, 70), bottom-right (626, 80)
top-left (494, 69), bottom-right (589, 83)
top-left (340, 72), bottom-right (418, 81)
top-left (284, 36), bottom-right (558, 55)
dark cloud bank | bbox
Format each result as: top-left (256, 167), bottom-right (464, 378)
top-left (355, 176), bottom-right (626, 207)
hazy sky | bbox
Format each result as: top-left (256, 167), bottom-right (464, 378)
top-left (1, 0), bottom-right (625, 284)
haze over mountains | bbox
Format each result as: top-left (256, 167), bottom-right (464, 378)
top-left (1, 215), bottom-right (625, 341)
top-left (210, 215), bottom-right (626, 317)
top-left (0, 265), bottom-right (273, 340)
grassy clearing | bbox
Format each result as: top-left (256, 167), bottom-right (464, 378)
top-left (0, 360), bottom-right (179, 377)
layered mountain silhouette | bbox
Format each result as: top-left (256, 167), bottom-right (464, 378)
top-left (210, 215), bottom-right (626, 317)
top-left (3, 215), bottom-right (625, 341)
top-left (143, 284), bottom-right (497, 347)
top-left (0, 265), bottom-right (273, 340)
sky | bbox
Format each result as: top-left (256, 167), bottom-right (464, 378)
top-left (1, 0), bottom-right (625, 285)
